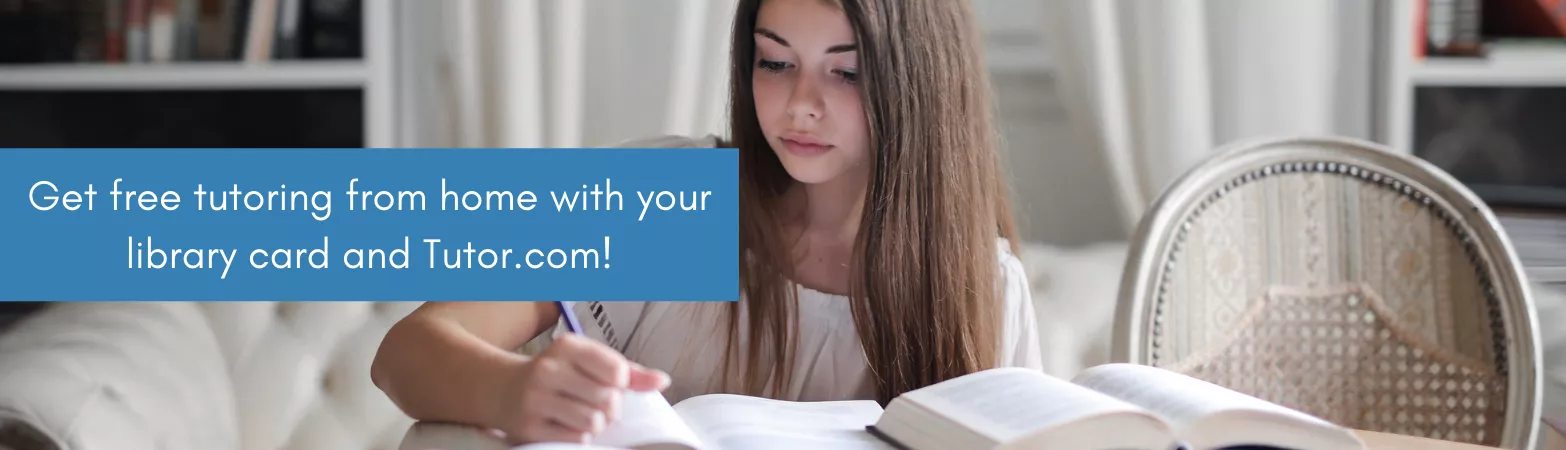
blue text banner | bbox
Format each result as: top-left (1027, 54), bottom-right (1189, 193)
top-left (0, 148), bottom-right (738, 302)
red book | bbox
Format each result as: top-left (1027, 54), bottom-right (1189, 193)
top-left (105, 0), bottom-right (125, 62)
top-left (1484, 0), bottom-right (1566, 36)
top-left (1417, 0), bottom-right (1428, 59)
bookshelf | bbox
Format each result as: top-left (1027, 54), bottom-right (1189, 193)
top-left (0, 60), bottom-right (367, 89)
top-left (1374, 0), bottom-right (1566, 285)
top-left (0, 0), bottom-right (397, 148)
top-left (1377, 0), bottom-right (1566, 153)
top-left (1411, 49), bottom-right (1566, 86)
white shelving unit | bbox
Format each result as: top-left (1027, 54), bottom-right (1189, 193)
top-left (1376, 0), bottom-right (1566, 154)
top-left (1412, 51), bottom-right (1566, 86)
top-left (1375, 2), bottom-right (1566, 286)
top-left (0, 60), bottom-right (368, 90)
top-left (0, 1), bottom-right (397, 148)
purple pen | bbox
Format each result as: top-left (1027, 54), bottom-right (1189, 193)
top-left (557, 301), bottom-right (585, 335)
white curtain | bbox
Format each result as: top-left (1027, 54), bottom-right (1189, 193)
top-left (395, 0), bottom-right (738, 149)
top-left (1041, 0), bottom-right (1355, 232)
top-left (400, 0), bottom-right (1361, 229)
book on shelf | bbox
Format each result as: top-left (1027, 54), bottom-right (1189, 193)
top-left (74, 0), bottom-right (107, 61)
top-left (301, 0), bottom-right (360, 59)
top-left (497, 364), bottom-right (1363, 450)
top-left (104, 0), bottom-right (125, 62)
top-left (193, 0), bottom-right (230, 59)
top-left (0, 0), bottom-right (361, 65)
top-left (125, 0), bottom-right (150, 62)
top-left (1417, 0), bottom-right (1566, 60)
top-left (240, 0), bottom-right (275, 61)
top-left (148, 0), bottom-right (175, 62)
top-left (173, 0), bottom-right (198, 59)
top-left (1485, 0), bottom-right (1566, 38)
top-left (272, 0), bottom-right (303, 59)
top-left (1423, 0), bottom-right (1487, 57)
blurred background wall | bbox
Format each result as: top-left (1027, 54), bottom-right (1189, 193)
top-left (387, 0), bottom-right (1374, 248)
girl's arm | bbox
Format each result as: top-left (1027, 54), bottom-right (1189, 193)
top-left (371, 302), bottom-right (554, 427)
top-left (370, 302), bottom-right (668, 444)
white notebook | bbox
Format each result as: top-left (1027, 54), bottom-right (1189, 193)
top-left (510, 391), bottom-right (892, 450)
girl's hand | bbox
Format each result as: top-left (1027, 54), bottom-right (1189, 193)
top-left (496, 334), bottom-right (671, 444)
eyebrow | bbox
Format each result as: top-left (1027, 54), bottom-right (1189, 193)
top-left (826, 44), bottom-right (856, 54)
top-left (755, 28), bottom-right (790, 47)
top-left (755, 27), bottom-right (857, 54)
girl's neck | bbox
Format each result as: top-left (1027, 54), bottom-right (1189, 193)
top-left (788, 168), bottom-right (868, 245)
top-left (779, 166), bottom-right (869, 297)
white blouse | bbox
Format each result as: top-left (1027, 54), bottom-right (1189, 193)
top-left (541, 134), bottom-right (1045, 403)
top-left (548, 243), bottom-right (1044, 404)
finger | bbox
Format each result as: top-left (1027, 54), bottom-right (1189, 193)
top-left (523, 417), bottom-right (590, 444)
top-left (538, 366), bottom-right (617, 426)
top-left (605, 389), bottom-right (623, 425)
top-left (626, 363), bottom-right (671, 392)
top-left (547, 367), bottom-right (621, 424)
top-left (529, 392), bottom-right (606, 435)
top-left (536, 358), bottom-right (619, 407)
top-left (557, 336), bottom-right (630, 388)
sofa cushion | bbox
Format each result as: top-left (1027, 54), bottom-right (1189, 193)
top-left (0, 303), bottom-right (237, 450)
top-left (200, 302), bottom-right (419, 450)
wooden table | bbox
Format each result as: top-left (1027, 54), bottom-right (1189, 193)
top-left (1355, 419), bottom-right (1566, 450)
top-left (1544, 417), bottom-right (1566, 450)
top-left (400, 422), bottom-right (1513, 450)
top-left (1353, 430), bottom-right (1498, 450)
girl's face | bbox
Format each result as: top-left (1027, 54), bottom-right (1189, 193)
top-left (752, 0), bottom-right (870, 185)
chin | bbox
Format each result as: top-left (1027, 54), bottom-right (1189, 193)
top-left (774, 150), bottom-right (855, 185)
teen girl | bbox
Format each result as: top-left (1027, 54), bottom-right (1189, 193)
top-left (372, 0), bottom-right (1042, 444)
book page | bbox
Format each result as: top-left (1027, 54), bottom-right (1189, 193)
top-left (513, 444), bottom-right (641, 450)
top-left (1070, 364), bottom-right (1358, 449)
top-left (671, 394), bottom-right (893, 450)
top-left (586, 390), bottom-right (704, 450)
top-left (897, 367), bottom-right (1154, 443)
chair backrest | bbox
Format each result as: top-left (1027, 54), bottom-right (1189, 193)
top-left (1113, 136), bottom-right (1544, 449)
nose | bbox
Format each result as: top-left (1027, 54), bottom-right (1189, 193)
top-left (785, 72), bottom-right (824, 123)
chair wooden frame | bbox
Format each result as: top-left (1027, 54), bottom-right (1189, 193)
top-left (1112, 136), bottom-right (1544, 449)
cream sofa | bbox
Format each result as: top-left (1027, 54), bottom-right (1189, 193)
top-left (0, 302), bottom-right (421, 450)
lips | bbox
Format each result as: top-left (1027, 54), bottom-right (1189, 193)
top-left (779, 133), bottom-right (833, 157)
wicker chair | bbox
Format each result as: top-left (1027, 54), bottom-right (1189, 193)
top-left (1112, 136), bottom-right (1544, 449)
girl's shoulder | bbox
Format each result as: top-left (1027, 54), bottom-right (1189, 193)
top-left (609, 134), bottom-right (724, 149)
top-left (995, 237), bottom-right (1027, 283)
top-left (995, 237), bottom-right (1045, 370)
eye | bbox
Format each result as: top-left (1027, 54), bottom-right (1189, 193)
top-left (757, 59), bottom-right (790, 73)
top-left (834, 68), bottom-right (858, 84)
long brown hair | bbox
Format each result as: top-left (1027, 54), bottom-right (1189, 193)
top-left (723, 0), bottom-right (1020, 405)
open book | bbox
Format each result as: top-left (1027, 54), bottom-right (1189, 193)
top-left (499, 363), bottom-right (1363, 450)
top-left (513, 391), bottom-right (896, 450)
top-left (868, 363), bottom-right (1366, 450)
